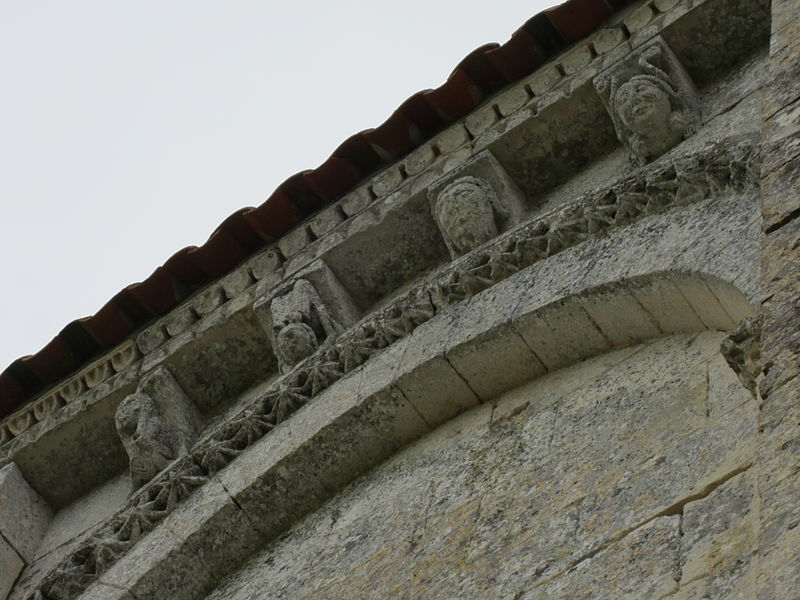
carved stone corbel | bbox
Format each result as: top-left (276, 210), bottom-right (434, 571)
top-left (116, 367), bottom-right (201, 490)
top-left (255, 261), bottom-right (360, 373)
top-left (429, 151), bottom-right (528, 259)
top-left (721, 316), bottom-right (763, 395)
top-left (594, 37), bottom-right (700, 165)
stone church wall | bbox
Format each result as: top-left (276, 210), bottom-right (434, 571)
top-left (2, 0), bottom-right (796, 596)
top-left (208, 332), bottom-right (755, 600)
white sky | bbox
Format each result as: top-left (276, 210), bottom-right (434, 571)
top-left (0, 1), bottom-right (556, 370)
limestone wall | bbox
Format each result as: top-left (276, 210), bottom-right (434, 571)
top-left (208, 332), bottom-right (756, 600)
top-left (2, 0), bottom-right (790, 597)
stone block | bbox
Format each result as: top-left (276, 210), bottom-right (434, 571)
top-left (163, 306), bottom-right (196, 338)
top-left (576, 400), bottom-right (756, 557)
top-left (491, 342), bottom-right (641, 426)
top-left (0, 425), bottom-right (10, 446)
top-left (248, 247), bottom-right (283, 282)
top-left (135, 323), bottom-right (167, 355)
top-left (765, 97), bottom-right (800, 145)
top-left (524, 64), bottom-right (562, 96)
top-left (220, 266), bottom-right (253, 299)
top-left (339, 184), bottom-right (373, 217)
top-left (579, 288), bottom-right (662, 348)
top-left (561, 43), bottom-right (594, 76)
top-left (674, 275), bottom-right (737, 331)
top-left (277, 224), bottom-right (313, 258)
top-left (465, 103), bottom-right (499, 138)
top-left (0, 463), bottom-right (52, 564)
top-left (97, 497), bottom-right (224, 600)
top-left (162, 308), bottom-right (276, 411)
top-left (757, 486), bottom-right (800, 599)
top-left (521, 516), bottom-right (681, 600)
top-left (629, 276), bottom-right (706, 334)
top-left (192, 285), bottom-right (225, 316)
top-left (680, 471), bottom-right (758, 590)
top-left (38, 474), bottom-right (129, 559)
top-left (706, 351), bottom-right (753, 420)
top-left (6, 411), bottom-right (35, 438)
top-left (624, 4), bottom-right (656, 34)
top-left (218, 370), bottom-right (430, 542)
top-left (593, 26), bottom-right (627, 55)
top-left (771, 0), bottom-right (800, 38)
top-left (322, 190), bottom-right (448, 309)
top-left (514, 298), bottom-right (611, 372)
top-left (158, 478), bottom-right (262, 589)
top-left (403, 143), bottom-right (437, 177)
top-left (0, 536), bottom-right (23, 600)
top-left (309, 205), bottom-right (344, 239)
top-left (371, 165), bottom-right (404, 197)
top-left (283, 229), bottom-right (347, 277)
top-left (762, 40), bottom-right (800, 121)
top-left (83, 360), bottom-right (112, 390)
top-left (761, 136), bottom-right (800, 234)
top-left (433, 124), bottom-right (470, 154)
top-left (495, 85), bottom-right (530, 118)
top-left (395, 356), bottom-right (479, 428)
top-left (447, 323), bottom-right (547, 402)
top-left (702, 274), bottom-right (755, 326)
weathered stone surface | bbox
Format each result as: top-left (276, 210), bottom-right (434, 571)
top-left (116, 368), bottom-right (200, 490)
top-left (5, 3), bottom-right (786, 598)
top-left (595, 37), bottom-right (700, 165)
top-left (679, 471), bottom-right (758, 598)
top-left (37, 475), bottom-right (129, 560)
top-left (759, 218), bottom-right (800, 398)
top-left (0, 464), bottom-right (52, 564)
top-left (0, 536), bottom-right (23, 600)
top-left (428, 151), bottom-right (528, 259)
top-left (203, 334), bottom-right (756, 600)
top-left (521, 516), bottom-right (682, 599)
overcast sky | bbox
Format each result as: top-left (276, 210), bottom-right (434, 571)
top-left (0, 1), bottom-right (556, 370)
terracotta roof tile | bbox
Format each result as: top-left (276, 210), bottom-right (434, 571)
top-left (0, 0), bottom-right (632, 418)
top-left (486, 28), bottom-right (546, 82)
top-left (546, 0), bottom-right (614, 41)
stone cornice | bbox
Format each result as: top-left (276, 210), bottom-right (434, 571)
top-left (25, 136), bottom-right (761, 600)
top-left (0, 0), bottom-right (704, 448)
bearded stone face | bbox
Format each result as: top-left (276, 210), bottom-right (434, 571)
top-left (276, 321), bottom-right (318, 370)
top-left (436, 179), bottom-right (499, 256)
top-left (615, 78), bottom-right (672, 136)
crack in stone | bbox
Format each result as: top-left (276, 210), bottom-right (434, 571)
top-left (764, 205), bottom-right (800, 234)
top-left (518, 462), bottom-right (753, 597)
top-left (442, 353), bottom-right (482, 402)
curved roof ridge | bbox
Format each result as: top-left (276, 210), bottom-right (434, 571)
top-left (0, 0), bottom-right (632, 416)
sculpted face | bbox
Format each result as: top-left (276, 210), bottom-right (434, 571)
top-left (276, 321), bottom-right (318, 369)
top-left (437, 178), bottom-right (499, 256)
top-left (614, 78), bottom-right (672, 135)
top-left (116, 392), bottom-right (176, 489)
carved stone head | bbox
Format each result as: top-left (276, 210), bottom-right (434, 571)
top-left (434, 176), bottom-right (499, 256)
top-left (595, 38), bottom-right (699, 165)
top-left (267, 278), bottom-right (345, 373)
top-left (115, 367), bottom-right (200, 491)
top-left (116, 392), bottom-right (176, 490)
top-left (275, 320), bottom-right (318, 369)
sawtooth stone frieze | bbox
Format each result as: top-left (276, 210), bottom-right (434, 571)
top-left (21, 135), bottom-right (761, 600)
